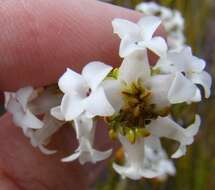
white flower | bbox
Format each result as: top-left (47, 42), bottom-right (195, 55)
top-left (112, 16), bottom-right (167, 57)
top-left (51, 61), bottom-right (115, 121)
top-left (62, 113), bottom-right (112, 164)
top-left (5, 86), bottom-right (65, 155)
top-left (156, 47), bottom-right (212, 100)
top-left (105, 50), bottom-right (198, 111)
top-left (27, 114), bottom-right (64, 155)
top-left (113, 115), bottom-right (200, 179)
top-left (5, 86), bottom-right (43, 133)
top-left (136, 2), bottom-right (161, 16)
top-left (146, 115), bottom-right (201, 158)
top-left (136, 2), bottom-right (185, 50)
top-left (113, 135), bottom-right (175, 180)
top-left (144, 136), bottom-right (176, 180)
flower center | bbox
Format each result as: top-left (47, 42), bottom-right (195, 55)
top-left (86, 88), bottom-right (91, 97)
top-left (106, 81), bottom-right (170, 144)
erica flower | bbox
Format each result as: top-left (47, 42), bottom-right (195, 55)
top-left (113, 135), bottom-right (176, 180)
top-left (156, 47), bottom-right (212, 101)
top-left (112, 16), bottom-right (167, 57)
top-left (51, 62), bottom-right (115, 164)
top-left (136, 2), bottom-right (185, 50)
top-left (5, 86), bottom-right (65, 155)
top-left (51, 61), bottom-right (115, 121)
top-left (62, 113), bottom-right (112, 164)
top-left (5, 86), bottom-right (43, 133)
top-left (103, 49), bottom-right (201, 179)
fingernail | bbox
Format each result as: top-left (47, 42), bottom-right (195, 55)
top-left (0, 92), bottom-right (4, 105)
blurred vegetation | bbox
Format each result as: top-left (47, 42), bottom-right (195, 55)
top-left (94, 0), bottom-right (215, 190)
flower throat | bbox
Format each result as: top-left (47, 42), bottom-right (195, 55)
top-left (106, 81), bottom-right (170, 143)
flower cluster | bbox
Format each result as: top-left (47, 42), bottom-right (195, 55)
top-left (136, 2), bottom-right (185, 50)
top-left (5, 16), bottom-right (211, 180)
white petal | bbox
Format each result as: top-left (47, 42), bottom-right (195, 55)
top-left (29, 88), bottom-right (62, 115)
top-left (62, 137), bottom-right (112, 164)
top-left (102, 79), bottom-right (123, 113)
top-left (50, 106), bottom-right (65, 121)
top-left (184, 115), bottom-right (201, 137)
top-left (38, 145), bottom-right (57, 155)
top-left (84, 87), bottom-right (115, 117)
top-left (21, 110), bottom-right (44, 129)
top-left (73, 114), bottom-right (93, 139)
top-left (16, 86), bottom-right (34, 110)
top-left (82, 61), bottom-right (112, 90)
top-left (61, 94), bottom-right (84, 121)
top-left (171, 145), bottom-right (186, 159)
top-left (58, 68), bottom-right (88, 96)
top-left (4, 92), bottom-right (15, 109)
top-left (140, 36), bottom-right (168, 57)
top-left (188, 88), bottom-right (202, 103)
top-left (145, 74), bottom-right (173, 108)
top-left (112, 18), bottom-right (140, 39)
top-left (168, 72), bottom-right (197, 103)
top-left (147, 117), bottom-right (193, 145)
top-left (62, 151), bottom-right (81, 162)
top-left (190, 71), bottom-right (212, 98)
top-left (32, 115), bottom-right (64, 146)
top-left (89, 148), bottom-right (112, 164)
top-left (147, 115), bottom-right (200, 158)
top-left (138, 16), bottom-right (162, 40)
top-left (190, 56), bottom-right (206, 72)
top-left (119, 50), bottom-right (151, 84)
top-left (119, 37), bottom-right (144, 58)
top-left (113, 136), bottom-right (161, 180)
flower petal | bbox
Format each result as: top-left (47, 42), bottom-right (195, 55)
top-left (62, 137), bottom-right (112, 164)
top-left (31, 115), bottom-right (64, 147)
top-left (73, 114), bottom-right (93, 139)
top-left (58, 68), bottom-right (87, 96)
top-left (189, 71), bottom-right (212, 98)
top-left (119, 37), bottom-right (144, 57)
top-left (145, 74), bottom-right (173, 108)
top-left (84, 87), bottom-right (115, 117)
top-left (190, 56), bottom-right (206, 73)
top-left (82, 61), bottom-right (112, 90)
top-left (61, 94), bottom-right (84, 121)
top-left (102, 79), bottom-right (123, 113)
top-left (113, 135), bottom-right (163, 180)
top-left (16, 86), bottom-right (34, 110)
top-left (112, 18), bottom-right (140, 39)
top-left (140, 36), bottom-right (168, 57)
top-left (171, 145), bottom-right (186, 159)
top-left (147, 115), bottom-right (201, 158)
top-left (138, 16), bottom-right (162, 40)
top-left (147, 116), bottom-right (194, 145)
top-left (168, 72), bottom-right (197, 103)
top-left (119, 50), bottom-right (151, 84)
top-left (61, 151), bottom-right (81, 162)
top-left (21, 110), bottom-right (44, 129)
top-left (29, 88), bottom-right (62, 115)
top-left (50, 106), bottom-right (65, 120)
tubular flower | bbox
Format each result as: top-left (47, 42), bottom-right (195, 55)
top-left (136, 2), bottom-right (185, 50)
top-left (113, 136), bottom-right (176, 180)
top-left (62, 113), bottom-right (112, 164)
top-left (51, 61), bottom-right (115, 121)
top-left (5, 86), bottom-right (64, 154)
top-left (156, 47), bottom-right (212, 101)
top-left (112, 16), bottom-right (167, 57)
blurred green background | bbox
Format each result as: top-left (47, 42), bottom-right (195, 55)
top-left (94, 0), bottom-right (215, 190)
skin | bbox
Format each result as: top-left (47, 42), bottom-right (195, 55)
top-left (0, 0), bottom-right (165, 189)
